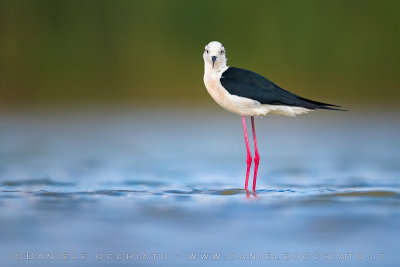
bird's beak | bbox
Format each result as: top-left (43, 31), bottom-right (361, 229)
top-left (212, 56), bottom-right (217, 68)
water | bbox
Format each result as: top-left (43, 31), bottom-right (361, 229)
top-left (0, 107), bottom-right (399, 266)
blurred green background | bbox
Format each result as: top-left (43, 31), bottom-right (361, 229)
top-left (0, 0), bottom-right (399, 108)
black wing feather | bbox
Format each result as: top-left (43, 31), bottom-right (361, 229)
top-left (220, 67), bottom-right (344, 111)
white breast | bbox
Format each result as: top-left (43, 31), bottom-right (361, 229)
top-left (203, 67), bottom-right (312, 117)
top-left (203, 67), bottom-right (263, 116)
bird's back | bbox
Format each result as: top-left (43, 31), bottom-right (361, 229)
top-left (220, 67), bottom-right (343, 111)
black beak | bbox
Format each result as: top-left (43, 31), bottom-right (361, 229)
top-left (212, 56), bottom-right (217, 68)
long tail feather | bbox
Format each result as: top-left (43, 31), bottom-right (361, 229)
top-left (297, 96), bottom-right (342, 107)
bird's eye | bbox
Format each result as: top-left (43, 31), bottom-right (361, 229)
top-left (220, 50), bottom-right (225, 55)
top-left (206, 49), bottom-right (209, 54)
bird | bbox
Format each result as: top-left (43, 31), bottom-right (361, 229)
top-left (202, 41), bottom-right (344, 192)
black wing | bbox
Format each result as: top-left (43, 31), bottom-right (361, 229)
top-left (220, 67), bottom-right (344, 110)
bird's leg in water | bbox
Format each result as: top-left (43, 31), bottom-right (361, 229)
top-left (242, 116), bottom-right (252, 190)
top-left (251, 116), bottom-right (260, 191)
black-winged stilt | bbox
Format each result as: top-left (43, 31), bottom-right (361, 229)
top-left (203, 41), bottom-right (344, 192)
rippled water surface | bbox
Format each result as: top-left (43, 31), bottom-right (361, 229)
top-left (0, 108), bottom-right (399, 266)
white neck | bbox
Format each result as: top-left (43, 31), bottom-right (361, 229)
top-left (204, 61), bottom-right (227, 75)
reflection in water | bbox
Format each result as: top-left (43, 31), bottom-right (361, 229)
top-left (2, 187), bottom-right (399, 200)
top-left (0, 110), bottom-right (399, 266)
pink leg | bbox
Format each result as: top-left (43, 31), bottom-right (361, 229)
top-left (251, 116), bottom-right (260, 191)
top-left (242, 116), bottom-right (252, 190)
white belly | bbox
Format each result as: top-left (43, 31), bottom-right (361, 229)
top-left (203, 69), bottom-right (312, 117)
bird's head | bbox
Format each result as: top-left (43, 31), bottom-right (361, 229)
top-left (203, 41), bottom-right (227, 71)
